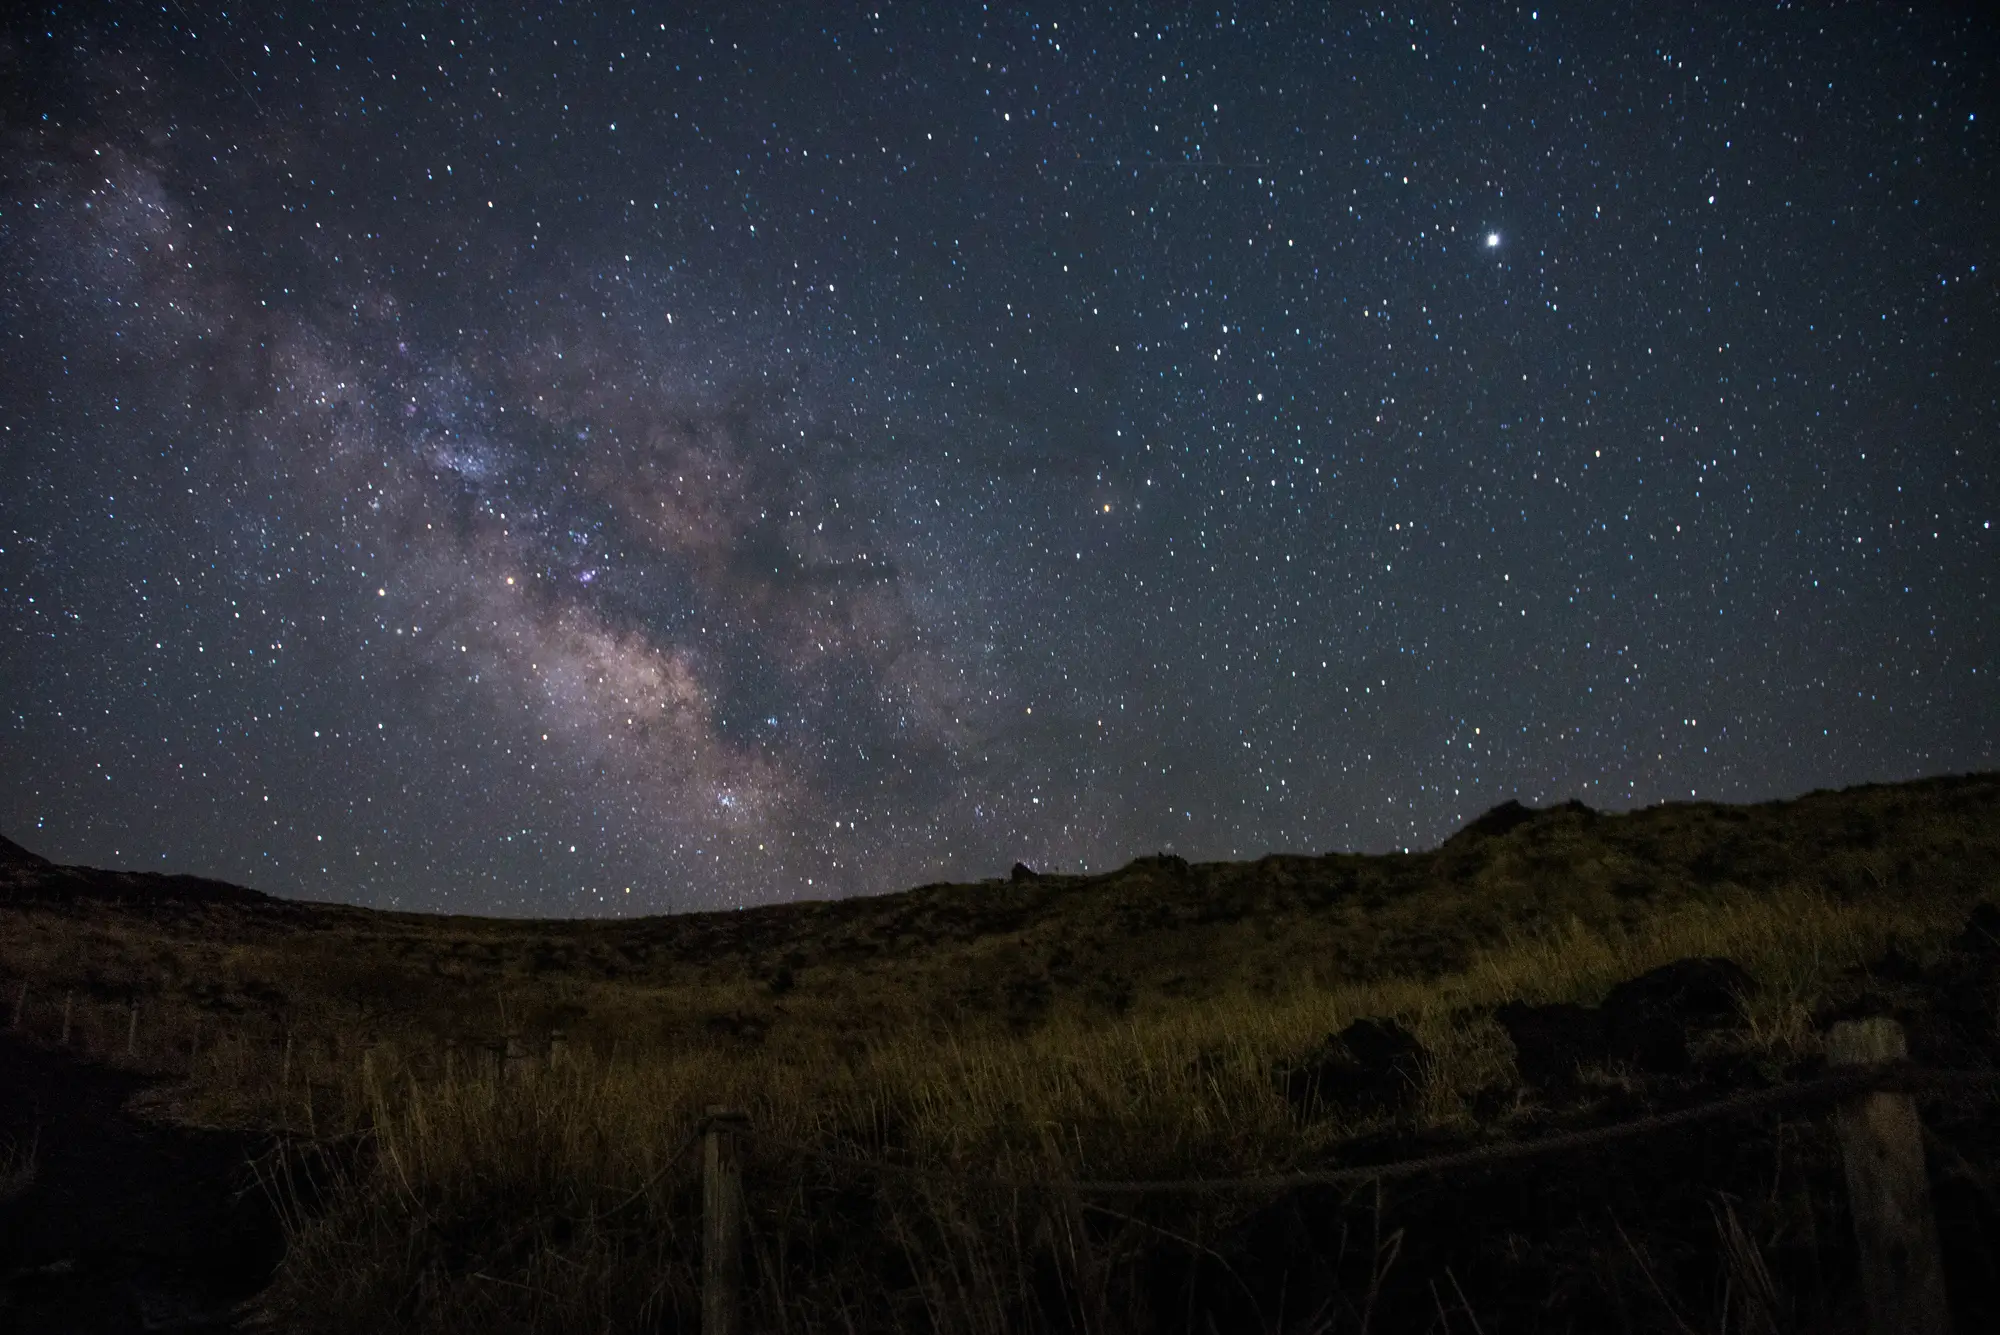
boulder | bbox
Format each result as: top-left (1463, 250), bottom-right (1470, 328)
top-left (1277, 1017), bottom-right (1428, 1119)
top-left (1494, 1002), bottom-right (1607, 1087)
top-left (1600, 957), bottom-right (1758, 1074)
top-left (1951, 902), bottom-right (2000, 957)
top-left (1498, 958), bottom-right (1757, 1085)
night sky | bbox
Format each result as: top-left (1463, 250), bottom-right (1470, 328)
top-left (2, 4), bottom-right (1994, 915)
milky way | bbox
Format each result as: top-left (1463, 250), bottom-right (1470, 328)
top-left (1, 5), bottom-right (1994, 913)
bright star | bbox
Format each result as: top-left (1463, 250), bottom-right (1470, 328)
top-left (1486, 232), bottom-right (1501, 247)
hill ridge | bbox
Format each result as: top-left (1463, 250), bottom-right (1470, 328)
top-left (5, 771), bottom-right (1997, 933)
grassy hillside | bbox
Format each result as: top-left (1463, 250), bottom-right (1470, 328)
top-left (4, 772), bottom-right (1999, 1333)
top-left (5, 774), bottom-right (1995, 1054)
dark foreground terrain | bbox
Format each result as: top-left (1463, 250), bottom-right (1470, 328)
top-left (2, 773), bottom-right (1998, 1332)
top-left (0, 1036), bottom-right (278, 1333)
top-left (1180, 909), bottom-right (2000, 1334)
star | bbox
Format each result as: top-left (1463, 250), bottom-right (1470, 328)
top-left (0, 3), bottom-right (1988, 913)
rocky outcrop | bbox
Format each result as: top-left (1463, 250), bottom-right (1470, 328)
top-left (1276, 1017), bottom-right (1429, 1119)
top-left (1497, 957), bottom-right (1758, 1084)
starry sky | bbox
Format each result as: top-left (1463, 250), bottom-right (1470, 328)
top-left (1, 3), bottom-right (1994, 915)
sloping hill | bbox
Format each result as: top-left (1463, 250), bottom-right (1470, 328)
top-left (3, 773), bottom-right (1996, 1047)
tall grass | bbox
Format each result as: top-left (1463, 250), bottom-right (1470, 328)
top-left (256, 882), bottom-right (1980, 1333)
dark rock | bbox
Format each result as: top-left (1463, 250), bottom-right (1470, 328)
top-left (1599, 957), bottom-right (1757, 1074)
top-left (1010, 861), bottom-right (1039, 882)
top-left (1132, 853), bottom-right (1191, 879)
top-left (1951, 902), bottom-right (2000, 956)
top-left (1873, 943), bottom-right (1927, 982)
top-left (1468, 1082), bottom-right (1518, 1122)
top-left (1277, 1017), bottom-right (1428, 1119)
top-left (1340, 1017), bottom-right (1426, 1075)
top-left (1494, 1001), bottom-right (1606, 1086)
top-left (1601, 958), bottom-right (1757, 1029)
top-left (1444, 799), bottom-right (1596, 851)
top-left (1455, 800), bottom-right (1539, 842)
top-left (1498, 961), bottom-right (1759, 1087)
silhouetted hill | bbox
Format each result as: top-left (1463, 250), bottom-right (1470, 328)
top-left (3, 771), bottom-right (1996, 1038)
top-left (0, 834), bottom-right (49, 869)
top-left (0, 835), bottom-right (272, 907)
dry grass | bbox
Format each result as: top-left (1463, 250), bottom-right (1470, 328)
top-left (256, 881), bottom-right (1983, 1333)
top-left (5, 773), bottom-right (1999, 1331)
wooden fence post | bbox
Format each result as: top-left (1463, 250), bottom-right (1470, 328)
top-left (703, 1106), bottom-right (749, 1335)
top-left (127, 999), bottom-right (140, 1057)
top-left (1827, 1017), bottom-right (1952, 1335)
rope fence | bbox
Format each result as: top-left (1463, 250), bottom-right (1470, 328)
top-left (737, 1060), bottom-right (2000, 1196)
top-left (690, 1021), bottom-right (1988, 1335)
top-left (4, 977), bottom-right (1989, 1334)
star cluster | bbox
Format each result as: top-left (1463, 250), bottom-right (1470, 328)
top-left (1, 4), bottom-right (1993, 913)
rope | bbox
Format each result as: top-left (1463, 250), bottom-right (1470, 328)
top-left (743, 1062), bottom-right (2000, 1198)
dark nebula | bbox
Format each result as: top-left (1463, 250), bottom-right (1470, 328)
top-left (1, 4), bottom-right (1993, 912)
